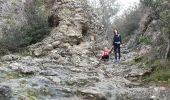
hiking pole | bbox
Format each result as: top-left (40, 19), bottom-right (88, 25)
top-left (91, 50), bottom-right (98, 58)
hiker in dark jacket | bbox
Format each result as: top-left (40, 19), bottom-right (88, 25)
top-left (113, 29), bottom-right (122, 62)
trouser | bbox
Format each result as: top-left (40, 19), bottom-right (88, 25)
top-left (114, 44), bottom-right (121, 60)
top-left (102, 55), bottom-right (109, 62)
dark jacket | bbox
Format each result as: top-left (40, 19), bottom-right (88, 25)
top-left (113, 34), bottom-right (122, 46)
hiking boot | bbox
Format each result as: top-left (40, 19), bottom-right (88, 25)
top-left (117, 59), bottom-right (121, 62)
top-left (114, 59), bottom-right (118, 63)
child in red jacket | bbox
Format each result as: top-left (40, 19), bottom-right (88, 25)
top-left (99, 46), bottom-right (113, 62)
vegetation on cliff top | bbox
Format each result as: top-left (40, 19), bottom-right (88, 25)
top-left (0, 0), bottom-right (51, 52)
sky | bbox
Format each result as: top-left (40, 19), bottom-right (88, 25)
top-left (115, 0), bottom-right (140, 14)
top-left (118, 0), bottom-right (140, 8)
top-left (87, 0), bottom-right (140, 9)
top-left (86, 0), bottom-right (140, 23)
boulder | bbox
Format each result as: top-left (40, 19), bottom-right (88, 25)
top-left (59, 43), bottom-right (71, 49)
top-left (77, 88), bottom-right (107, 100)
top-left (33, 48), bottom-right (43, 57)
top-left (1, 54), bottom-right (20, 62)
top-left (9, 62), bottom-right (41, 74)
top-left (0, 85), bottom-right (11, 99)
top-left (52, 41), bottom-right (61, 48)
top-left (43, 44), bottom-right (54, 51)
top-left (47, 76), bottom-right (61, 84)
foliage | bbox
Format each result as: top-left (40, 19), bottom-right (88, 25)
top-left (159, 5), bottom-right (170, 59)
top-left (98, 0), bottom-right (120, 38)
top-left (160, 10), bottom-right (170, 38)
top-left (132, 55), bottom-right (170, 84)
top-left (144, 69), bottom-right (170, 85)
top-left (142, 59), bottom-right (170, 85)
top-left (134, 54), bottom-right (170, 85)
top-left (112, 6), bottom-right (144, 41)
top-left (0, 0), bottom-right (51, 51)
top-left (139, 36), bottom-right (152, 45)
top-left (140, 0), bottom-right (162, 10)
top-left (139, 0), bottom-right (170, 85)
top-left (141, 0), bottom-right (163, 20)
top-left (15, 48), bottom-right (32, 56)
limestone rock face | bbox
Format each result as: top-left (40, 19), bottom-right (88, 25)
top-left (29, 0), bottom-right (103, 54)
top-left (25, 0), bottom-right (104, 70)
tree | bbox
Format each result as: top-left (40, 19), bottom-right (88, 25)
top-left (0, 0), bottom-right (51, 51)
top-left (160, 10), bottom-right (170, 59)
top-left (112, 5), bottom-right (143, 43)
top-left (98, 0), bottom-right (119, 39)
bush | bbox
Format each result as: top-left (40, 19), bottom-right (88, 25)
top-left (112, 6), bottom-right (144, 41)
top-left (144, 69), bottom-right (170, 84)
top-left (140, 0), bottom-right (162, 10)
top-left (139, 0), bottom-right (170, 85)
top-left (160, 10), bottom-right (170, 36)
top-left (159, 6), bottom-right (170, 59)
top-left (139, 36), bottom-right (152, 45)
top-left (143, 59), bottom-right (170, 85)
top-left (0, 0), bottom-right (51, 51)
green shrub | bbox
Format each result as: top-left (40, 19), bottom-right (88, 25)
top-left (160, 10), bottom-right (170, 37)
top-left (144, 69), bottom-right (170, 83)
top-left (160, 10), bottom-right (170, 59)
top-left (134, 55), bottom-right (170, 84)
top-left (139, 36), bottom-right (152, 45)
top-left (140, 0), bottom-right (170, 85)
top-left (140, 0), bottom-right (162, 10)
top-left (0, 0), bottom-right (51, 51)
top-left (113, 6), bottom-right (143, 40)
top-left (143, 59), bottom-right (170, 85)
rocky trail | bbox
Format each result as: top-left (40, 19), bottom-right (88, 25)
top-left (0, 46), bottom-right (169, 100)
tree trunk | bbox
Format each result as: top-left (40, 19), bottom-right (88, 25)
top-left (164, 32), bottom-right (170, 59)
top-left (165, 37), bottom-right (170, 59)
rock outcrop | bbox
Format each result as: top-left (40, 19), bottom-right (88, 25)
top-left (28, 0), bottom-right (104, 58)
